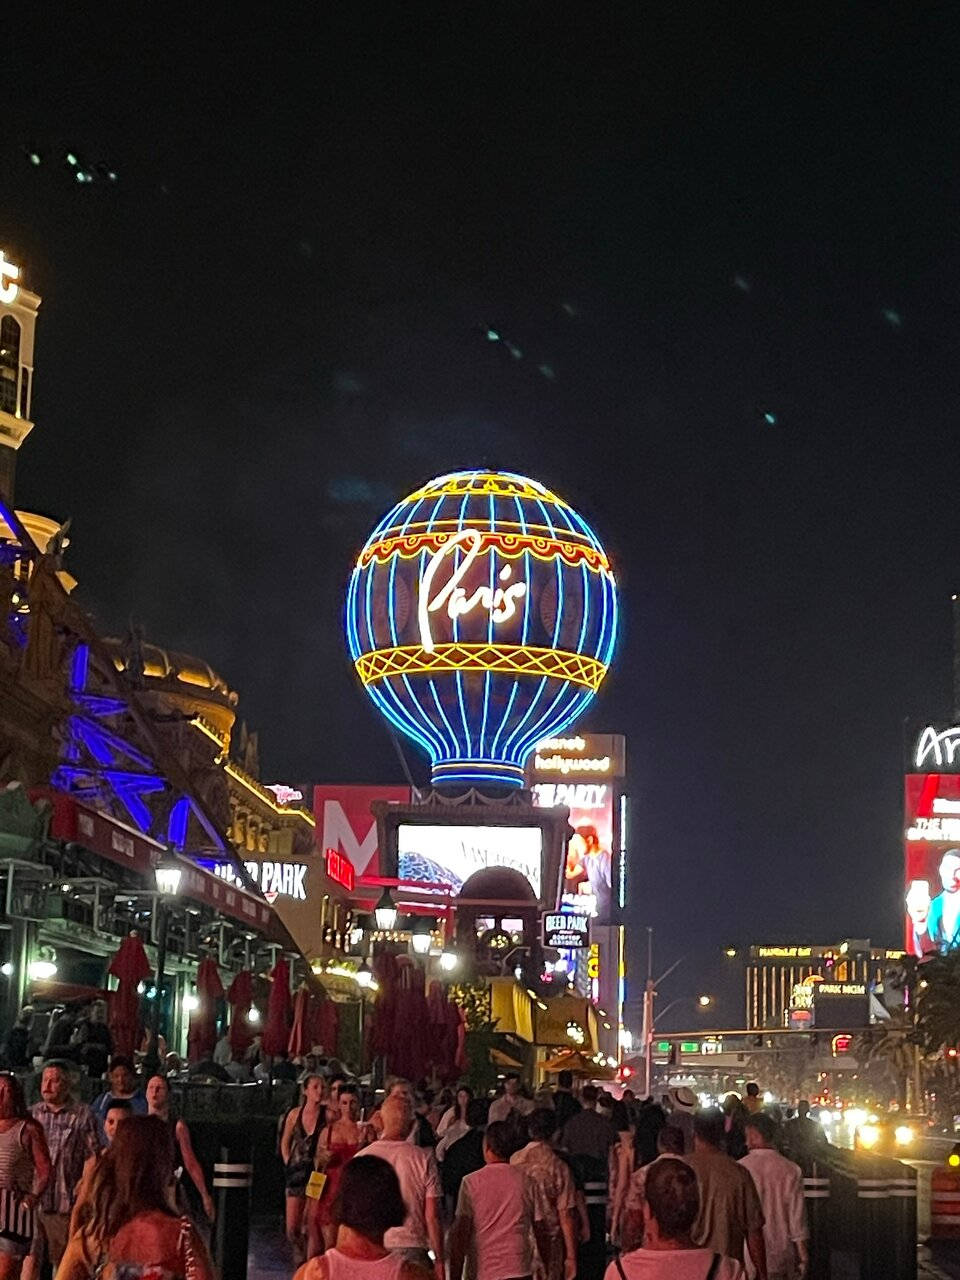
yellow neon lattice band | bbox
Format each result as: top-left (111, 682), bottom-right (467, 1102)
top-left (354, 643), bottom-right (608, 692)
top-left (404, 473), bottom-right (568, 505)
top-left (358, 530), bottom-right (611, 575)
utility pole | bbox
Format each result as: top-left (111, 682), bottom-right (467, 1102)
top-left (641, 927), bottom-right (687, 1098)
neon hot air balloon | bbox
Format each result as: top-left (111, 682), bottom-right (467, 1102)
top-left (345, 470), bottom-right (618, 788)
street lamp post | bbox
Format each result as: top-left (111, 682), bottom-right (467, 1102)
top-left (144, 858), bottom-right (182, 1078)
top-left (642, 927), bottom-right (688, 1098)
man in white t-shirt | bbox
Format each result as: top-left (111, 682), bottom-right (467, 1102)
top-left (451, 1120), bottom-right (542, 1280)
top-left (363, 1095), bottom-right (445, 1280)
top-left (740, 1113), bottom-right (808, 1280)
top-left (489, 1074), bottom-right (536, 1125)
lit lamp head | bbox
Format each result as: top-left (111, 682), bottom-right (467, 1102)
top-left (440, 950), bottom-right (459, 972)
top-left (411, 916), bottom-right (434, 956)
top-left (155, 858), bottom-right (183, 897)
top-left (374, 887), bottom-right (397, 932)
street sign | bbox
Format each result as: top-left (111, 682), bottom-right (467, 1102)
top-left (542, 910), bottom-right (590, 949)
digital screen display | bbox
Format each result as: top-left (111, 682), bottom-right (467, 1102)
top-left (904, 771), bottom-right (960, 955)
top-left (396, 824), bottom-right (543, 897)
top-left (531, 781), bottom-right (615, 921)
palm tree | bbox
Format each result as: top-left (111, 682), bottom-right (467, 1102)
top-left (915, 950), bottom-right (960, 1055)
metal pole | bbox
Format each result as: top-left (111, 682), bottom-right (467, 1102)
top-left (144, 899), bottom-right (167, 1078)
top-left (642, 927), bottom-right (653, 1097)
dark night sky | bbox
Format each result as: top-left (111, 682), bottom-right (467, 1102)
top-left (7, 6), bottom-right (960, 1025)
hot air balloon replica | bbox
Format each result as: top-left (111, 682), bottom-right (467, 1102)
top-left (345, 470), bottom-right (618, 789)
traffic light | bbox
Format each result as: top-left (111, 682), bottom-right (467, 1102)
top-left (949, 1142), bottom-right (960, 1169)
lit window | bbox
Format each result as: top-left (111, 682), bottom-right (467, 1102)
top-left (0, 317), bottom-right (19, 414)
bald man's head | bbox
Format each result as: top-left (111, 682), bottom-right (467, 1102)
top-left (381, 1092), bottom-right (414, 1140)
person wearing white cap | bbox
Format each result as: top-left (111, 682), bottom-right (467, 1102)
top-left (667, 1088), bottom-right (696, 1154)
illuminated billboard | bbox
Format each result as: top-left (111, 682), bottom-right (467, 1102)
top-left (396, 823), bottom-right (543, 897)
top-left (314, 784), bottom-right (411, 879)
top-left (529, 734), bottom-right (626, 924)
top-left (344, 471), bottom-right (619, 789)
top-left (904, 723), bottom-right (960, 955)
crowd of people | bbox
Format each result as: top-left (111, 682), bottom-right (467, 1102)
top-left (0, 1057), bottom-right (216, 1280)
top-left (283, 1071), bottom-right (822, 1280)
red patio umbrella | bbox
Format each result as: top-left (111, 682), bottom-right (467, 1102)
top-left (187, 957), bottom-right (224, 1063)
top-left (227, 969), bottom-right (254, 1057)
top-left (287, 985), bottom-right (312, 1059)
top-left (262, 956), bottom-right (292, 1056)
top-left (107, 932), bottom-right (151, 1060)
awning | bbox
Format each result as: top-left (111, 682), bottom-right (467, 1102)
top-left (489, 977), bottom-right (535, 1042)
top-left (491, 1047), bottom-right (524, 1069)
top-left (534, 993), bottom-right (598, 1053)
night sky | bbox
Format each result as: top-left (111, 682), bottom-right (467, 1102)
top-left (7, 7), bottom-right (960, 1026)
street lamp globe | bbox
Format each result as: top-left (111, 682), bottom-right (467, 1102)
top-left (374, 887), bottom-right (397, 931)
top-left (440, 950), bottom-right (459, 972)
top-left (155, 859), bottom-right (182, 897)
top-left (411, 917), bottom-right (433, 956)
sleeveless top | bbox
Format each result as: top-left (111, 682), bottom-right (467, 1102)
top-left (324, 1248), bottom-right (405, 1280)
top-left (285, 1106), bottom-right (323, 1190)
top-left (0, 1121), bottom-right (33, 1195)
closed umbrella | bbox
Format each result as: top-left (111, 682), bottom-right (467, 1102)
top-left (227, 969), bottom-right (254, 1057)
top-left (287, 985), bottom-right (312, 1059)
top-left (187, 957), bottom-right (224, 1063)
top-left (107, 932), bottom-right (151, 1059)
top-left (262, 956), bottom-right (292, 1056)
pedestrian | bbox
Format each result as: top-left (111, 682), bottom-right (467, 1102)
top-left (685, 1109), bottom-right (766, 1280)
top-left (311, 1083), bottom-right (371, 1254)
top-left (558, 1085), bottom-right (616, 1280)
top-left (144, 1075), bottom-right (215, 1225)
top-left (603, 1157), bottom-right (746, 1280)
top-left (0, 1073), bottom-right (50, 1280)
top-left (510, 1108), bottom-right (578, 1280)
top-left (362, 1095), bottom-right (444, 1280)
top-left (280, 1074), bottom-right (326, 1266)
top-left (722, 1095), bottom-right (748, 1161)
top-left (91, 1057), bottom-right (147, 1133)
top-left (1, 1012), bottom-right (33, 1073)
top-left (436, 1087), bottom-right (472, 1141)
top-left (292, 1155), bottom-right (432, 1280)
top-left (440, 1099), bottom-right (488, 1215)
top-left (608, 1102), bottom-right (637, 1246)
top-left (633, 1097), bottom-right (666, 1167)
top-left (70, 1099), bottom-right (132, 1235)
top-left (272, 1053), bottom-right (299, 1084)
top-left (450, 1120), bottom-right (542, 1280)
top-left (40, 1012), bottom-right (76, 1065)
top-left (620, 1125), bottom-right (686, 1251)
top-left (29, 1061), bottom-right (100, 1274)
top-left (488, 1074), bottom-right (535, 1126)
top-left (665, 1088), bottom-right (696, 1154)
top-left (552, 1072), bottom-right (581, 1131)
top-left (72, 1003), bottom-right (113, 1080)
top-left (780, 1103), bottom-right (825, 1164)
top-left (56, 1115), bottom-right (214, 1280)
top-left (743, 1085), bottom-right (762, 1117)
top-left (740, 1113), bottom-right (808, 1280)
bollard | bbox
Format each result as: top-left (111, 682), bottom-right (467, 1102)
top-left (930, 1167), bottom-right (960, 1239)
top-left (803, 1160), bottom-right (831, 1280)
top-left (855, 1158), bottom-right (890, 1280)
top-left (213, 1137), bottom-right (253, 1280)
top-left (887, 1167), bottom-right (917, 1280)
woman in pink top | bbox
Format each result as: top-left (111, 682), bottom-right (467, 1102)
top-left (605, 1159), bottom-right (745, 1280)
top-left (294, 1157), bottom-right (431, 1280)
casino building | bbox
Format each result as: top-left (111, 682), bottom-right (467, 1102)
top-left (0, 251), bottom-right (357, 1061)
top-left (745, 939), bottom-right (900, 1030)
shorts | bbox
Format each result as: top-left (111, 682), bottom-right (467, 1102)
top-left (32, 1212), bottom-right (69, 1268)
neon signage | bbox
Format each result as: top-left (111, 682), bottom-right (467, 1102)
top-left (212, 860), bottom-right (307, 902)
top-left (345, 471), bottom-right (618, 788)
top-left (324, 846), bottom-right (356, 891)
top-left (915, 725), bottom-right (960, 770)
top-left (0, 252), bottom-right (20, 306)
top-left (266, 784), bottom-right (304, 806)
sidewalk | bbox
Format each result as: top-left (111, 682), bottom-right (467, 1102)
top-left (248, 1215), bottom-right (291, 1280)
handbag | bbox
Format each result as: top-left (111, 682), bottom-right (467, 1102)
top-left (0, 1187), bottom-right (34, 1246)
top-left (178, 1215), bottom-right (200, 1280)
top-left (304, 1171), bottom-right (327, 1201)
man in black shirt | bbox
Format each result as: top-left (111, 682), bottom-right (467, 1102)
top-left (441, 1097), bottom-right (488, 1212)
top-left (552, 1069), bottom-right (581, 1130)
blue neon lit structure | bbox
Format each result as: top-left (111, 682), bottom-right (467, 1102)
top-left (345, 470), bottom-right (619, 788)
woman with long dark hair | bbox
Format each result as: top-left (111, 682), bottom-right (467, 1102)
top-left (295, 1156), bottom-right (431, 1280)
top-left (0, 1074), bottom-right (49, 1280)
top-left (144, 1077), bottom-right (214, 1224)
top-left (55, 1115), bottom-right (213, 1280)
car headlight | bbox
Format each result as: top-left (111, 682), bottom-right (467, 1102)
top-left (858, 1124), bottom-right (881, 1149)
top-left (894, 1125), bottom-right (915, 1147)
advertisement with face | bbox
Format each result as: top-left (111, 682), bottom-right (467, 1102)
top-left (396, 824), bottom-right (543, 896)
top-left (904, 769), bottom-right (960, 954)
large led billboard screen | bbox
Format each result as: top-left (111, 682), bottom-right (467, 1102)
top-left (529, 734), bottom-right (625, 923)
top-left (904, 722), bottom-right (960, 955)
top-left (396, 823), bottom-right (543, 897)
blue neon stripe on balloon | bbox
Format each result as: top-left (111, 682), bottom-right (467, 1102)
top-left (452, 489), bottom-right (473, 757)
top-left (489, 494), bottom-right (533, 760)
top-left (428, 677), bottom-right (461, 757)
top-left (478, 491), bottom-right (496, 757)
